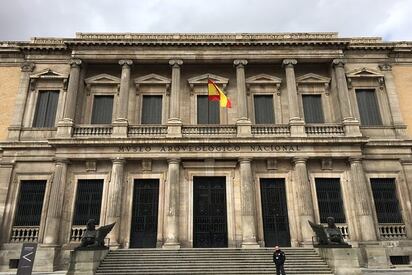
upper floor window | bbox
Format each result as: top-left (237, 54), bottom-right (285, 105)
top-left (91, 95), bottom-right (113, 124)
top-left (142, 95), bottom-right (162, 124)
top-left (13, 180), bottom-right (47, 226)
top-left (302, 95), bottom-right (324, 123)
top-left (32, 91), bottom-right (59, 128)
top-left (355, 89), bottom-right (382, 126)
top-left (197, 95), bottom-right (219, 124)
top-left (254, 95), bottom-right (275, 124)
top-left (370, 178), bottom-right (402, 223)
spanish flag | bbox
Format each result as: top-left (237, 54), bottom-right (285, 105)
top-left (208, 79), bottom-right (232, 108)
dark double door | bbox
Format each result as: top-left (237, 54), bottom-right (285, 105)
top-left (130, 179), bottom-right (159, 248)
top-left (260, 178), bottom-right (291, 247)
top-left (193, 176), bottom-right (228, 248)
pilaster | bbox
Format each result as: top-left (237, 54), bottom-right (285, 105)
top-left (167, 60), bottom-right (183, 138)
top-left (0, 162), bottom-right (14, 243)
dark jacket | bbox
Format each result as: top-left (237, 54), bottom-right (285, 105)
top-left (273, 250), bottom-right (286, 265)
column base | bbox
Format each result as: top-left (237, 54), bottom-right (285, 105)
top-left (167, 119), bottom-right (182, 138)
top-left (56, 119), bottom-right (74, 138)
top-left (241, 242), bottom-right (260, 249)
top-left (112, 120), bottom-right (128, 137)
top-left (162, 242), bottom-right (181, 249)
top-left (290, 119), bottom-right (306, 137)
top-left (236, 118), bottom-right (251, 137)
top-left (343, 118), bottom-right (362, 137)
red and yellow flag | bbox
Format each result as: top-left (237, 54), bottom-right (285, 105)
top-left (207, 79), bottom-right (231, 108)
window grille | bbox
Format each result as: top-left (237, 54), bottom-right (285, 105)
top-left (13, 180), bottom-right (47, 226)
top-left (315, 178), bottom-right (346, 223)
top-left (72, 179), bottom-right (103, 225)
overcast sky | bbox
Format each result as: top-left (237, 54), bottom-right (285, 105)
top-left (0, 0), bottom-right (411, 41)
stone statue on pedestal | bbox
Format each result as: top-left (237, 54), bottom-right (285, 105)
top-left (309, 217), bottom-right (351, 247)
top-left (75, 219), bottom-right (115, 250)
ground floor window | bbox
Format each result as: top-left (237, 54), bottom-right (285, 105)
top-left (72, 179), bottom-right (104, 225)
top-left (315, 178), bottom-right (346, 223)
top-left (13, 180), bottom-right (47, 226)
top-left (370, 178), bottom-right (402, 223)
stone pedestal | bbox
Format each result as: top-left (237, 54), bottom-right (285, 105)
top-left (166, 119), bottom-right (182, 138)
top-left (317, 247), bottom-right (362, 275)
top-left (67, 249), bottom-right (108, 275)
top-left (236, 119), bottom-right (252, 137)
top-left (32, 245), bottom-right (61, 272)
top-left (359, 242), bottom-right (390, 269)
top-left (111, 120), bottom-right (128, 138)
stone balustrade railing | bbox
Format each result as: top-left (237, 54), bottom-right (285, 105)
top-left (128, 125), bottom-right (167, 136)
top-left (70, 226), bottom-right (86, 242)
top-left (305, 124), bottom-right (345, 136)
top-left (73, 125), bottom-right (112, 137)
top-left (182, 125), bottom-right (237, 136)
top-left (378, 223), bottom-right (407, 240)
top-left (251, 125), bottom-right (290, 135)
top-left (10, 226), bottom-right (39, 242)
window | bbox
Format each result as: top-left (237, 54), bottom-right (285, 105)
top-left (302, 95), bottom-right (324, 123)
top-left (142, 95), bottom-right (162, 124)
top-left (370, 178), bottom-right (402, 223)
top-left (91, 95), bottom-right (113, 124)
top-left (315, 178), bottom-right (346, 223)
top-left (356, 89), bottom-right (382, 126)
top-left (72, 179), bottom-right (104, 225)
top-left (32, 91), bottom-right (59, 128)
top-left (254, 95), bottom-right (274, 124)
top-left (13, 180), bottom-right (47, 226)
top-left (197, 95), bottom-right (219, 124)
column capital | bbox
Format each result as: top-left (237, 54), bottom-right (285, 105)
top-left (69, 59), bottom-right (82, 67)
top-left (119, 59), bottom-right (133, 67)
top-left (169, 59), bottom-right (183, 67)
top-left (292, 157), bottom-right (308, 164)
top-left (332, 59), bottom-right (346, 67)
top-left (282, 59), bottom-right (297, 67)
top-left (233, 59), bottom-right (248, 68)
top-left (239, 158), bottom-right (252, 164)
top-left (20, 62), bottom-right (35, 72)
top-left (112, 157), bottom-right (125, 164)
top-left (167, 158), bottom-right (181, 164)
top-left (379, 63), bottom-right (392, 71)
top-left (54, 158), bottom-right (69, 165)
top-left (349, 156), bottom-right (363, 163)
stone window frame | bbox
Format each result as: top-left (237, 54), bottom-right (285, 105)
top-left (134, 73), bottom-right (171, 125)
top-left (66, 172), bottom-right (110, 243)
top-left (296, 73), bottom-right (333, 124)
top-left (123, 172), bottom-right (166, 248)
top-left (23, 69), bottom-right (68, 129)
top-left (253, 171), bottom-right (297, 247)
top-left (346, 68), bottom-right (391, 126)
top-left (187, 73), bottom-right (229, 125)
top-left (246, 74), bottom-right (283, 125)
top-left (84, 74), bottom-right (120, 125)
top-left (6, 173), bottom-right (53, 243)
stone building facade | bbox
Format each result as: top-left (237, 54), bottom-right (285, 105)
top-left (0, 32), bottom-right (412, 271)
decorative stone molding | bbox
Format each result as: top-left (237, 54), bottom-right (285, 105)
top-left (168, 59), bottom-right (183, 67)
top-left (233, 59), bottom-right (248, 68)
top-left (141, 159), bottom-right (152, 171)
top-left (245, 74), bottom-right (282, 94)
top-left (346, 67), bottom-right (385, 89)
top-left (266, 159), bottom-right (277, 170)
top-left (321, 158), bottom-right (333, 170)
top-left (282, 59), bottom-right (298, 67)
top-left (85, 161), bottom-right (97, 172)
top-left (84, 73), bottom-right (121, 94)
top-left (134, 73), bottom-right (171, 93)
top-left (29, 68), bottom-right (69, 91)
top-left (296, 73), bottom-right (331, 93)
top-left (187, 73), bottom-right (229, 93)
top-left (21, 62), bottom-right (35, 72)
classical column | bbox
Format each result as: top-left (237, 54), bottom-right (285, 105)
top-left (43, 159), bottom-right (68, 245)
top-left (234, 59), bottom-right (251, 137)
top-left (379, 64), bottom-right (407, 137)
top-left (349, 157), bottom-right (377, 241)
top-left (167, 60), bottom-right (183, 137)
top-left (332, 59), bottom-right (361, 136)
top-left (106, 158), bottom-right (125, 247)
top-left (113, 60), bottom-right (133, 137)
top-left (239, 158), bottom-right (259, 248)
top-left (57, 59), bottom-right (82, 137)
top-left (8, 62), bottom-right (35, 140)
top-left (163, 158), bottom-right (180, 248)
top-left (292, 157), bottom-right (315, 245)
top-left (283, 59), bottom-right (305, 136)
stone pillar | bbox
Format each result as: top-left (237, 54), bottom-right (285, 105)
top-left (43, 159), bottom-right (68, 245)
top-left (349, 157), bottom-right (377, 241)
top-left (106, 158), bottom-right (125, 247)
top-left (57, 59), bottom-right (82, 137)
top-left (163, 158), bottom-right (180, 248)
top-left (0, 162), bottom-right (14, 243)
top-left (292, 157), bottom-right (315, 245)
top-left (8, 62), bottom-right (35, 140)
top-left (167, 60), bottom-right (183, 137)
top-left (234, 60), bottom-right (251, 137)
top-left (283, 59), bottom-right (305, 136)
top-left (379, 64), bottom-right (407, 137)
top-left (113, 60), bottom-right (133, 137)
top-left (239, 158), bottom-right (259, 248)
top-left (332, 59), bottom-right (361, 136)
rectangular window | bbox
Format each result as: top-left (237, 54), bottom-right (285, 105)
top-left (370, 178), bottom-right (402, 223)
top-left (91, 95), bottom-right (113, 124)
top-left (197, 95), bottom-right (219, 124)
top-left (356, 89), bottom-right (382, 126)
top-left (13, 180), bottom-right (47, 226)
top-left (302, 95), bottom-right (324, 123)
top-left (72, 179), bottom-right (104, 225)
top-left (315, 178), bottom-right (346, 223)
top-left (142, 95), bottom-right (162, 124)
top-left (32, 91), bottom-right (59, 128)
top-left (254, 95), bottom-right (275, 124)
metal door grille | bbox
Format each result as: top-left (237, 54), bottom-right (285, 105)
top-left (13, 180), bottom-right (47, 226)
top-left (315, 178), bottom-right (346, 223)
top-left (371, 178), bottom-right (403, 223)
top-left (72, 179), bottom-right (103, 225)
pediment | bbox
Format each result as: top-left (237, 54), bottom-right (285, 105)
top-left (296, 73), bottom-right (330, 84)
top-left (30, 69), bottom-right (68, 79)
top-left (346, 68), bottom-right (384, 78)
top-left (134, 73), bottom-right (171, 85)
top-left (84, 74), bottom-right (120, 85)
top-left (187, 73), bottom-right (229, 89)
top-left (246, 74), bottom-right (282, 85)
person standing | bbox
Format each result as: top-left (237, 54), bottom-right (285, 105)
top-left (273, 245), bottom-right (286, 275)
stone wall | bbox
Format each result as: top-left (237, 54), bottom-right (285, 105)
top-left (393, 65), bottom-right (412, 137)
top-left (0, 67), bottom-right (20, 141)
